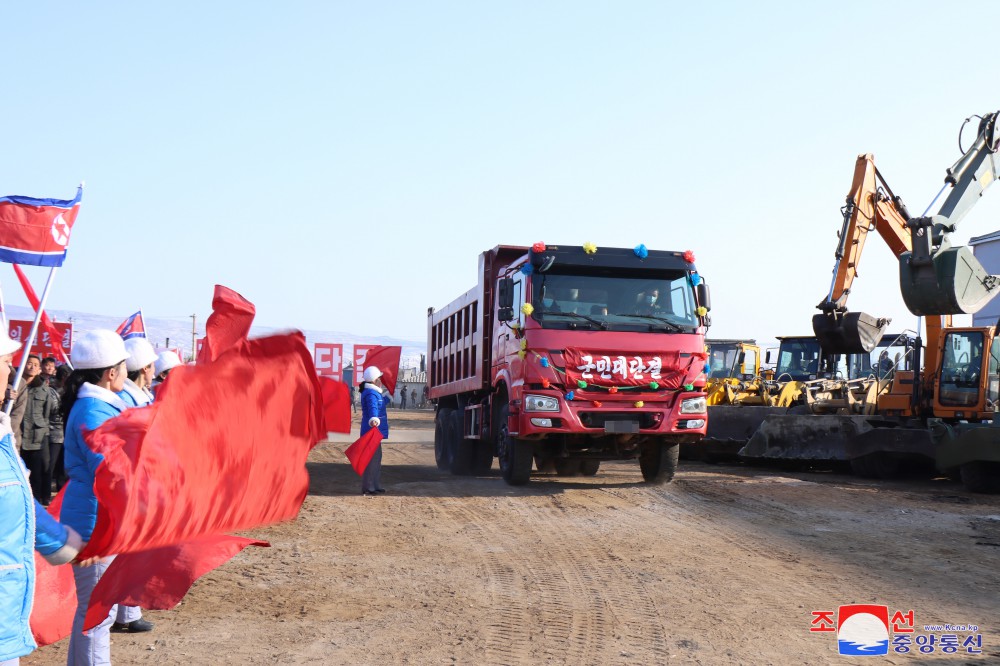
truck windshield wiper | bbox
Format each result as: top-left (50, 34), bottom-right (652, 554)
top-left (536, 310), bottom-right (608, 329)
top-left (614, 313), bottom-right (686, 332)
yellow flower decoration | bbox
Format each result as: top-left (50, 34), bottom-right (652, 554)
top-left (583, 242), bottom-right (598, 254)
top-left (521, 303), bottom-right (534, 316)
top-left (695, 306), bottom-right (708, 317)
top-left (517, 350), bottom-right (527, 359)
top-left (634, 400), bottom-right (644, 408)
top-left (519, 339), bottom-right (527, 350)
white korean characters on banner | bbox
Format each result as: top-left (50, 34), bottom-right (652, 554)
top-left (314, 343), bottom-right (344, 380)
top-left (353, 344), bottom-right (377, 385)
top-left (562, 348), bottom-right (685, 388)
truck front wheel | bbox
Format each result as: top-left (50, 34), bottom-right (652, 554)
top-left (497, 404), bottom-right (532, 485)
top-left (639, 442), bottom-right (679, 484)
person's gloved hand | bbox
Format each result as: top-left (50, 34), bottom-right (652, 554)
top-left (369, 417), bottom-right (381, 428)
top-left (43, 525), bottom-right (84, 565)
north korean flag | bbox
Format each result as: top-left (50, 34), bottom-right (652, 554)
top-left (0, 186), bottom-right (81, 267)
top-left (116, 310), bottom-right (146, 340)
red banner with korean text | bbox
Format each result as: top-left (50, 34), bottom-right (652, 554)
top-left (314, 343), bottom-right (344, 380)
top-left (563, 349), bottom-right (689, 389)
top-left (9, 318), bottom-right (72, 364)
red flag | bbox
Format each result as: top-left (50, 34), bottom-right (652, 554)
top-left (364, 345), bottom-right (402, 395)
top-left (84, 536), bottom-right (268, 631)
top-left (344, 428), bottom-right (383, 475)
top-left (319, 377), bottom-right (352, 434)
top-left (11, 264), bottom-right (71, 365)
top-left (197, 285), bottom-right (255, 363)
top-left (30, 488), bottom-right (75, 647)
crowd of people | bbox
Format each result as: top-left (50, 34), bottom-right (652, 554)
top-left (1, 329), bottom-right (182, 666)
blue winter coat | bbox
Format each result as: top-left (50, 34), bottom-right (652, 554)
top-left (1, 430), bottom-right (69, 662)
top-left (62, 385), bottom-right (127, 541)
top-left (360, 384), bottom-right (389, 439)
top-left (118, 379), bottom-right (153, 408)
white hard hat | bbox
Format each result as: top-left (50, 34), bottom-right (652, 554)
top-left (125, 338), bottom-right (158, 372)
top-left (362, 366), bottom-right (382, 383)
top-left (0, 329), bottom-right (21, 357)
top-left (155, 350), bottom-right (182, 376)
top-left (72, 330), bottom-right (130, 370)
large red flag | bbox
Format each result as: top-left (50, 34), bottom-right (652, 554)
top-left (84, 536), bottom-right (268, 631)
top-left (196, 285), bottom-right (255, 363)
top-left (30, 488), bottom-right (75, 647)
top-left (319, 376), bottom-right (352, 434)
top-left (364, 345), bottom-right (402, 395)
top-left (344, 428), bottom-right (383, 475)
top-left (11, 264), bottom-right (71, 365)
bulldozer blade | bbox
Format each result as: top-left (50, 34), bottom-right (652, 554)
top-left (686, 405), bottom-right (780, 461)
top-left (739, 414), bottom-right (872, 462)
top-left (900, 246), bottom-right (1000, 316)
top-left (812, 311), bottom-right (889, 354)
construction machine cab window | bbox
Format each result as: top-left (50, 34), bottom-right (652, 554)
top-left (940, 331), bottom-right (984, 407)
top-left (532, 271), bottom-right (698, 331)
top-left (776, 340), bottom-right (822, 381)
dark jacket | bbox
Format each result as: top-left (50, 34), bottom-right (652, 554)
top-left (7, 384), bottom-right (27, 453)
top-left (20, 379), bottom-right (59, 452)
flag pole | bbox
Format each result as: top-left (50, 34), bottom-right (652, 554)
top-left (5, 267), bottom-right (58, 415)
top-left (0, 278), bottom-right (7, 331)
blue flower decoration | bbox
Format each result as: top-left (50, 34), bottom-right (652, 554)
top-left (540, 357), bottom-right (550, 368)
top-left (689, 272), bottom-right (702, 287)
top-left (520, 263), bottom-right (533, 275)
top-left (633, 244), bottom-right (648, 259)
top-left (566, 391), bottom-right (575, 401)
top-left (704, 363), bottom-right (711, 374)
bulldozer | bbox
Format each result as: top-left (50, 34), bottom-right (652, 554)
top-left (742, 110), bottom-right (1000, 492)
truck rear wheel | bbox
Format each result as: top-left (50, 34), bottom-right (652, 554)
top-left (640, 442), bottom-right (679, 484)
top-left (580, 460), bottom-right (600, 476)
top-left (434, 408), bottom-right (454, 471)
top-left (555, 458), bottom-right (582, 476)
top-left (960, 461), bottom-right (1000, 494)
top-left (450, 409), bottom-right (475, 476)
top-left (497, 404), bottom-right (532, 485)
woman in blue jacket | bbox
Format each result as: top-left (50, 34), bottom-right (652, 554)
top-left (0, 331), bottom-right (83, 666)
top-left (60, 330), bottom-right (135, 665)
top-left (359, 365), bottom-right (389, 495)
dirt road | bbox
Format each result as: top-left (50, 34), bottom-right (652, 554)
top-left (26, 410), bottom-right (1000, 665)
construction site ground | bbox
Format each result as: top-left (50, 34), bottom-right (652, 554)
top-left (25, 409), bottom-right (1000, 665)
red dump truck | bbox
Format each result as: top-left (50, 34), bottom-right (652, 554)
top-left (427, 243), bottom-right (711, 485)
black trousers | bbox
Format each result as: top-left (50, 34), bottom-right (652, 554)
top-left (20, 446), bottom-right (51, 504)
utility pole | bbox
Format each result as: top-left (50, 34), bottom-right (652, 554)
top-left (191, 314), bottom-right (197, 362)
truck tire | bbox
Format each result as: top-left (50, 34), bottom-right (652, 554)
top-left (555, 458), bottom-right (582, 476)
top-left (434, 408), bottom-right (454, 471)
top-left (640, 442), bottom-right (679, 484)
top-left (450, 409), bottom-right (475, 476)
top-left (960, 461), bottom-right (1000, 494)
top-left (497, 404), bottom-right (532, 485)
top-left (473, 437), bottom-right (494, 474)
top-left (580, 460), bottom-right (600, 476)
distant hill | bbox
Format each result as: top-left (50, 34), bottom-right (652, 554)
top-left (3, 305), bottom-right (427, 372)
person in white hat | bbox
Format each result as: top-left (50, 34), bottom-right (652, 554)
top-left (359, 365), bottom-right (389, 495)
top-left (152, 349), bottom-right (182, 386)
top-left (0, 329), bottom-right (85, 666)
top-left (60, 330), bottom-right (154, 664)
top-left (119, 338), bottom-right (158, 407)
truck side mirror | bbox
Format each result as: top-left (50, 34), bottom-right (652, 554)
top-left (696, 282), bottom-right (711, 312)
top-left (498, 277), bottom-right (514, 309)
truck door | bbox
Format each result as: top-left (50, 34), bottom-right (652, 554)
top-left (496, 272), bottom-right (525, 372)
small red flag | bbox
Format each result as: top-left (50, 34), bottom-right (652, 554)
top-left (364, 345), bottom-right (402, 395)
top-left (30, 488), bottom-right (75, 647)
top-left (197, 285), bottom-right (255, 363)
top-left (11, 264), bottom-right (71, 365)
top-left (345, 428), bottom-right (383, 475)
top-left (319, 377), bottom-right (352, 434)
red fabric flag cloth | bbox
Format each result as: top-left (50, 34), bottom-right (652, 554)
top-left (12, 264), bottom-right (71, 364)
top-left (318, 377), bottom-right (352, 434)
top-left (364, 345), bottom-right (402, 395)
top-left (30, 488), bottom-right (75, 647)
top-left (344, 428), bottom-right (383, 476)
top-left (84, 536), bottom-right (268, 631)
top-left (197, 285), bottom-right (255, 363)
top-left (78, 331), bottom-right (325, 560)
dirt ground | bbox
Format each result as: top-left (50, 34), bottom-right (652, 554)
top-left (25, 409), bottom-right (1000, 665)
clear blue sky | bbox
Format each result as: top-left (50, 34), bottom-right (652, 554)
top-left (3, 2), bottom-right (1000, 344)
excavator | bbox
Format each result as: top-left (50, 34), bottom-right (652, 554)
top-left (741, 110), bottom-right (1000, 492)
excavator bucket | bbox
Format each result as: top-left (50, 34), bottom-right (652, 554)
top-left (738, 414), bottom-right (872, 463)
top-left (812, 311), bottom-right (889, 354)
top-left (899, 246), bottom-right (1000, 316)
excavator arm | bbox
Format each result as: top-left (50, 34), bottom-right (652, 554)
top-left (813, 154), bottom-right (913, 353)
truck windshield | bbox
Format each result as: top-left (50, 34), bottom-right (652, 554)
top-left (531, 271), bottom-right (698, 331)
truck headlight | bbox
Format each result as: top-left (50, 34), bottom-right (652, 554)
top-left (680, 396), bottom-right (706, 414)
top-left (524, 394), bottom-right (560, 412)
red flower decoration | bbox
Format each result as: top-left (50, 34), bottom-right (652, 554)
top-left (592, 400), bottom-right (602, 407)
top-left (532, 242), bottom-right (546, 253)
top-left (541, 378), bottom-right (550, 388)
top-left (608, 386), bottom-right (619, 394)
top-left (683, 250), bottom-right (696, 263)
